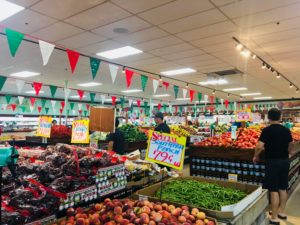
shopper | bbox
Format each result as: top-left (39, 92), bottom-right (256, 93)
top-left (154, 112), bottom-right (170, 134)
top-left (106, 118), bottom-right (125, 155)
top-left (253, 108), bottom-right (294, 225)
top-left (52, 119), bottom-right (57, 126)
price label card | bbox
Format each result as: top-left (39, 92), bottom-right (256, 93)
top-left (145, 130), bottom-right (186, 170)
top-left (228, 174), bottom-right (238, 182)
top-left (36, 116), bottom-right (52, 138)
top-left (71, 119), bottom-right (90, 144)
top-left (236, 109), bottom-right (252, 122)
top-left (90, 139), bottom-right (98, 149)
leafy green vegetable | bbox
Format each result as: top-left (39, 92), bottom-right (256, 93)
top-left (155, 179), bottom-right (247, 210)
top-left (119, 124), bottom-right (148, 142)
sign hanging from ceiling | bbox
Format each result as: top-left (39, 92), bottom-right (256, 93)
top-left (71, 119), bottom-right (90, 144)
top-left (36, 116), bottom-right (52, 138)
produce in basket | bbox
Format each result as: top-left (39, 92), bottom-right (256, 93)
top-left (119, 124), bottom-right (148, 142)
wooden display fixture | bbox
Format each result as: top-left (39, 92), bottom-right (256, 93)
top-left (90, 106), bottom-right (115, 132)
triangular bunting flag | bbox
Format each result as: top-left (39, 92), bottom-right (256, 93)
top-left (38, 40), bottom-right (55, 66)
top-left (153, 79), bottom-right (159, 94)
top-left (83, 110), bottom-right (88, 117)
top-left (70, 102), bottom-right (75, 110)
top-left (41, 99), bottom-right (47, 108)
top-left (60, 101), bottom-right (65, 109)
top-left (90, 57), bottom-right (101, 79)
top-left (5, 28), bottom-right (24, 57)
top-left (5, 95), bottom-right (12, 104)
top-left (163, 104), bottom-right (167, 112)
top-left (157, 103), bottom-right (162, 111)
top-left (33, 82), bottom-right (42, 96)
top-left (128, 99), bottom-right (133, 107)
top-left (182, 89), bottom-right (187, 99)
top-left (18, 96), bottom-right (24, 105)
top-left (16, 80), bottom-right (25, 93)
top-left (111, 96), bottom-right (116, 106)
top-left (100, 95), bottom-right (106, 105)
top-left (77, 90), bottom-right (84, 100)
top-left (30, 106), bottom-right (34, 113)
top-left (174, 85), bottom-right (179, 99)
top-left (10, 104), bottom-right (17, 112)
top-left (78, 103), bottom-right (82, 110)
top-left (108, 64), bottom-right (119, 83)
top-left (221, 99), bottom-right (224, 107)
top-left (197, 92), bottom-right (202, 102)
top-left (37, 106), bottom-right (42, 113)
top-left (120, 97), bottom-right (125, 108)
top-left (125, 69), bottom-right (134, 88)
top-left (0, 76), bottom-right (7, 91)
top-left (20, 106), bottom-right (26, 113)
top-left (86, 104), bottom-right (90, 111)
top-left (66, 49), bottom-right (80, 73)
top-left (29, 97), bottom-right (36, 106)
top-left (204, 95), bottom-right (208, 105)
top-left (90, 93), bottom-right (96, 102)
top-left (59, 108), bottom-right (63, 114)
top-left (64, 88), bottom-right (71, 101)
top-left (189, 90), bottom-right (195, 102)
top-left (49, 85), bottom-right (57, 97)
top-left (45, 107), bottom-right (49, 114)
top-left (72, 110), bottom-right (76, 115)
top-left (141, 75), bottom-right (148, 92)
top-left (78, 109), bottom-right (82, 115)
top-left (136, 100), bottom-right (141, 108)
top-left (162, 81), bottom-right (169, 90)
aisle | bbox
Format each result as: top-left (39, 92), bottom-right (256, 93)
top-left (281, 184), bottom-right (300, 225)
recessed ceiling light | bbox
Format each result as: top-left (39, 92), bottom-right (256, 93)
top-left (253, 96), bottom-right (272, 100)
top-left (176, 98), bottom-right (190, 101)
top-left (222, 87), bottom-right (247, 91)
top-left (77, 82), bottom-right (102, 87)
top-left (121, 89), bottom-right (142, 93)
top-left (25, 90), bottom-right (45, 94)
top-left (96, 46), bottom-right (142, 59)
top-left (70, 95), bottom-right (87, 99)
top-left (153, 94), bottom-right (171, 98)
top-left (10, 71), bottom-right (40, 78)
top-left (161, 68), bottom-right (196, 76)
top-left (199, 79), bottom-right (228, 85)
top-left (0, 0), bottom-right (24, 22)
top-left (241, 92), bottom-right (262, 96)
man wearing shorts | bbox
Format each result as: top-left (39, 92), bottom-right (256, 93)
top-left (253, 108), bottom-right (294, 225)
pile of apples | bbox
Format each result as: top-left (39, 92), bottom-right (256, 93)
top-left (195, 132), bottom-right (233, 147)
top-left (233, 128), bottom-right (261, 149)
top-left (51, 198), bottom-right (215, 225)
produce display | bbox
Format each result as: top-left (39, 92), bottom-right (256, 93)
top-left (155, 179), bottom-right (247, 211)
top-left (119, 124), bottom-right (148, 142)
top-left (170, 125), bottom-right (197, 137)
top-left (90, 131), bottom-right (110, 141)
top-left (49, 198), bottom-right (216, 225)
top-left (214, 124), bottom-right (230, 135)
top-left (51, 125), bottom-right (72, 138)
top-left (195, 132), bottom-right (233, 147)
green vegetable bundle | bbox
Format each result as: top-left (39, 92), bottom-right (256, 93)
top-left (119, 124), bottom-right (148, 142)
top-left (155, 179), bottom-right (247, 210)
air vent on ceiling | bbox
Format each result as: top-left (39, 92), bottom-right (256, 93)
top-left (210, 68), bottom-right (243, 76)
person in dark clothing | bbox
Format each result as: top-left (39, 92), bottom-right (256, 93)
top-left (106, 118), bottom-right (125, 155)
top-left (154, 112), bottom-right (170, 134)
top-left (254, 108), bottom-right (294, 225)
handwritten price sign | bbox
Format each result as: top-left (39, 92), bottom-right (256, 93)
top-left (36, 116), bottom-right (52, 138)
top-left (71, 119), bottom-right (90, 144)
top-left (236, 109), bottom-right (252, 122)
top-left (145, 130), bottom-right (186, 170)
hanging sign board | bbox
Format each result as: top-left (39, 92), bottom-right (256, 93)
top-left (89, 107), bottom-right (115, 132)
top-left (36, 116), bottom-right (52, 138)
top-left (145, 130), bottom-right (186, 170)
top-left (235, 109), bottom-right (252, 122)
top-left (71, 119), bottom-right (89, 144)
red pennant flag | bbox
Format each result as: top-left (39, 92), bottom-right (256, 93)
top-left (78, 109), bottom-right (82, 115)
top-left (140, 109), bottom-right (143, 114)
top-left (33, 82), bottom-right (42, 96)
top-left (157, 103), bottom-right (162, 111)
top-left (162, 81), bottom-right (169, 90)
top-left (189, 90), bottom-right (195, 102)
top-left (59, 108), bottom-right (63, 114)
top-left (77, 90), bottom-right (84, 100)
top-left (10, 104), bottom-right (17, 111)
top-left (175, 106), bottom-right (178, 113)
top-left (37, 106), bottom-right (42, 113)
top-left (225, 99), bottom-right (229, 109)
top-left (86, 104), bottom-right (90, 111)
top-left (30, 97), bottom-right (36, 106)
top-left (111, 96), bottom-right (116, 106)
top-left (136, 100), bottom-right (141, 108)
top-left (209, 96), bottom-right (214, 104)
top-left (66, 49), bottom-right (80, 73)
top-left (60, 101), bottom-right (65, 109)
top-left (125, 69), bottom-right (134, 88)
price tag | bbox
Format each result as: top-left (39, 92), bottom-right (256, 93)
top-left (145, 130), bottom-right (186, 170)
top-left (228, 174), bottom-right (238, 182)
top-left (36, 116), bottom-right (52, 138)
top-left (71, 119), bottom-right (90, 144)
top-left (90, 139), bottom-right (98, 149)
top-left (236, 109), bottom-right (252, 122)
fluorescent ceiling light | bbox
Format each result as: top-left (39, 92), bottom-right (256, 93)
top-left (77, 82), bottom-right (102, 87)
top-left (241, 92), bottom-right (262, 96)
top-left (199, 79), bottom-right (228, 85)
top-left (222, 87), bottom-right (247, 91)
top-left (161, 68), bottom-right (196, 76)
top-left (70, 95), bottom-right (87, 99)
top-left (0, 0), bottom-right (24, 22)
top-left (10, 71), bottom-right (40, 78)
top-left (176, 98), bottom-right (190, 101)
top-left (96, 46), bottom-right (142, 59)
top-left (253, 96), bottom-right (272, 100)
top-left (121, 89), bottom-right (142, 93)
top-left (153, 94), bottom-right (171, 98)
top-left (25, 90), bottom-right (44, 94)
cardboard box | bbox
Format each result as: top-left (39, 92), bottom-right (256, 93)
top-left (135, 176), bottom-right (262, 219)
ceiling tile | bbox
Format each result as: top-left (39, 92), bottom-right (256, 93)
top-left (7, 0), bottom-right (39, 7)
top-left (161, 49), bottom-right (205, 60)
top-left (1, 9), bottom-right (56, 34)
top-left (31, 0), bottom-right (106, 19)
top-left (57, 32), bottom-right (107, 49)
top-left (64, 2), bottom-right (131, 30)
top-left (32, 22), bottom-right (83, 41)
top-left (138, 0), bottom-right (214, 25)
top-left (130, 57), bottom-right (166, 67)
top-left (133, 36), bottom-right (183, 51)
top-left (253, 28), bottom-right (300, 45)
top-left (210, 0), bottom-right (235, 6)
top-left (174, 54), bottom-right (216, 64)
top-left (201, 42), bottom-right (234, 53)
top-left (112, 53), bottom-right (153, 64)
top-left (191, 32), bottom-right (236, 47)
top-left (92, 16), bottom-right (151, 38)
top-left (110, 0), bottom-right (173, 13)
top-left (143, 61), bottom-right (181, 72)
top-left (184, 59), bottom-right (225, 68)
top-left (177, 21), bottom-right (236, 41)
top-left (159, 9), bottom-right (227, 34)
top-left (78, 40), bottom-right (124, 54)
top-left (113, 27), bottom-right (168, 45)
top-left (149, 43), bottom-right (194, 56)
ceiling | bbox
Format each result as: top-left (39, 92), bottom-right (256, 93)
top-left (1, 0), bottom-right (300, 104)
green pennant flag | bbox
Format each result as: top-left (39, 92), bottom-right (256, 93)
top-left (120, 97), bottom-right (125, 109)
top-left (215, 97), bottom-right (219, 107)
top-left (144, 101), bottom-right (148, 114)
top-left (163, 104), bottom-right (167, 112)
top-left (5, 95), bottom-right (12, 104)
top-left (45, 107), bottom-right (49, 114)
top-left (70, 102), bottom-right (75, 110)
top-left (193, 106), bottom-right (197, 114)
top-left (49, 85), bottom-right (57, 97)
top-left (197, 92), bottom-right (202, 102)
top-left (67, 109), bottom-right (70, 115)
top-left (41, 99), bottom-right (47, 108)
top-left (90, 93), bottom-right (96, 102)
top-left (83, 110), bottom-right (88, 117)
top-left (0, 76), bottom-right (7, 91)
top-left (174, 85), bottom-right (179, 99)
top-left (90, 57), bottom-right (101, 79)
top-left (5, 28), bottom-right (24, 57)
top-left (140, 75), bottom-right (148, 92)
top-left (179, 106), bottom-right (183, 113)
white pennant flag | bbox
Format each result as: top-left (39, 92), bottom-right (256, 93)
top-left (169, 104), bottom-right (173, 113)
top-left (234, 102), bottom-right (237, 111)
top-left (39, 40), bottom-right (55, 66)
top-left (64, 88), bottom-right (71, 100)
top-left (204, 95), bottom-right (208, 105)
top-left (108, 64), bottom-right (119, 83)
top-left (51, 100), bottom-right (56, 109)
top-left (100, 95), bottom-right (106, 105)
top-left (78, 103), bottom-right (82, 110)
top-left (221, 98), bottom-right (224, 107)
top-left (72, 110), bottom-right (76, 115)
top-left (152, 79), bottom-right (159, 94)
top-left (2, 104), bottom-right (7, 110)
top-left (128, 99), bottom-right (133, 107)
top-left (182, 89), bottom-right (187, 99)
top-left (30, 106), bottom-right (34, 113)
top-left (18, 96), bottom-right (24, 105)
top-left (16, 80), bottom-right (25, 93)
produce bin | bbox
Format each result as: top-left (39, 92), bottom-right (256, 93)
top-left (135, 176), bottom-right (262, 219)
top-left (123, 140), bottom-right (148, 153)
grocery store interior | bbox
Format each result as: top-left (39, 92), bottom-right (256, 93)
top-left (1, 0), bottom-right (300, 224)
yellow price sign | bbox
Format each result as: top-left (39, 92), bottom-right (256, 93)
top-left (36, 116), bottom-right (52, 138)
top-left (235, 109), bottom-right (252, 122)
top-left (71, 119), bottom-right (90, 144)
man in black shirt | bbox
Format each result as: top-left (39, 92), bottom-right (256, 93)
top-left (254, 108), bottom-right (294, 225)
top-left (154, 112), bottom-right (170, 134)
top-left (107, 118), bottom-right (125, 155)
